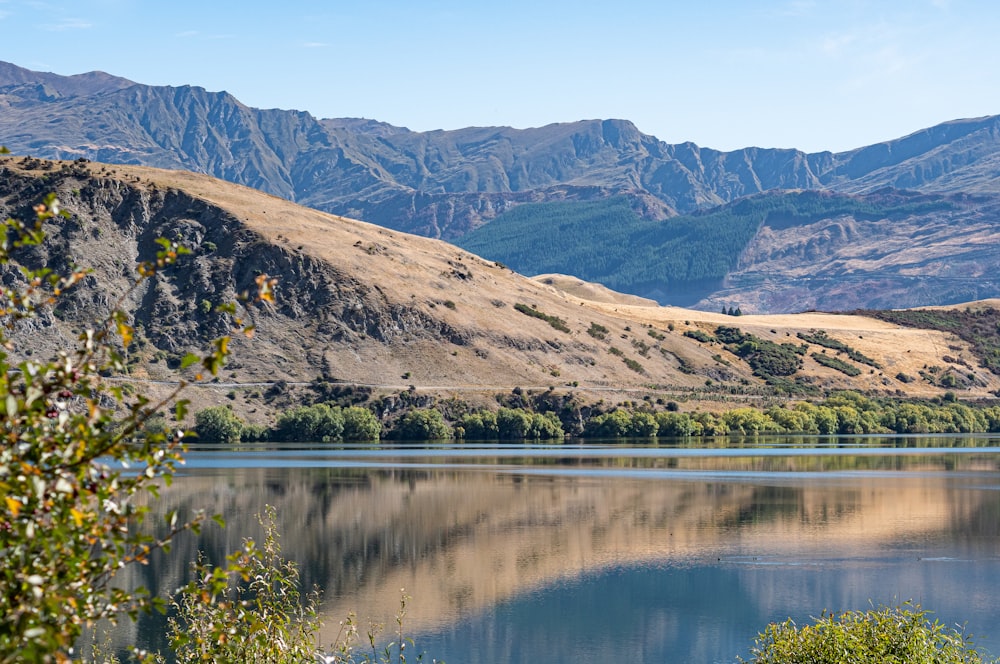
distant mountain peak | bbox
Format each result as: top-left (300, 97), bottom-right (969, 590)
top-left (0, 61), bottom-right (135, 98)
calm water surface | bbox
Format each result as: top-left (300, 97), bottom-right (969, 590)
top-left (132, 436), bottom-right (1000, 663)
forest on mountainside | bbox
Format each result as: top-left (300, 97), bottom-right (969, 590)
top-left (457, 190), bottom-right (958, 303)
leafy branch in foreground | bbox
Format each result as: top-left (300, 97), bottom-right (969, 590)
top-left (0, 193), bottom-right (270, 663)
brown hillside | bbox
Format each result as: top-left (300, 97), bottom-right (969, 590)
top-left (1, 156), bottom-right (995, 424)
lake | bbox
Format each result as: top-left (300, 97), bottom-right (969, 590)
top-left (125, 436), bottom-right (1000, 663)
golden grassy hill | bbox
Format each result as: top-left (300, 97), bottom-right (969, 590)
top-left (1, 155), bottom-right (997, 423)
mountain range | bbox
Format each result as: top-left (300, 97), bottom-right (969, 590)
top-left (3, 61), bottom-right (1000, 312)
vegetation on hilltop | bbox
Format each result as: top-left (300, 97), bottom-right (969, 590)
top-left (859, 306), bottom-right (1000, 376)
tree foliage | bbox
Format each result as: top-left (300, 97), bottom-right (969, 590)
top-left (392, 408), bottom-right (451, 441)
top-left (274, 403), bottom-right (345, 442)
top-left (195, 405), bottom-right (245, 444)
top-left (341, 406), bottom-right (382, 442)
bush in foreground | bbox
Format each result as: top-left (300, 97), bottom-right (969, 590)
top-left (171, 507), bottom-right (429, 664)
top-left (170, 507), bottom-right (322, 663)
top-left (742, 604), bottom-right (996, 664)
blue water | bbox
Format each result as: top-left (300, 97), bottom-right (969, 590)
top-left (138, 437), bottom-right (1000, 663)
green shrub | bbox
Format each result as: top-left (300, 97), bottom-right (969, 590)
top-left (460, 410), bottom-right (499, 440)
top-left (742, 604), bottom-right (996, 664)
top-left (810, 352), bottom-right (862, 376)
top-left (528, 411), bottom-right (565, 440)
top-left (195, 405), bottom-right (246, 444)
top-left (584, 409), bottom-right (633, 438)
top-left (629, 411), bottom-right (658, 437)
top-left (240, 422), bottom-right (271, 442)
top-left (735, 338), bottom-right (803, 377)
top-left (497, 407), bottom-right (532, 440)
top-left (797, 329), bottom-right (882, 368)
top-left (170, 507), bottom-right (322, 663)
top-left (683, 329), bottom-right (713, 343)
top-left (513, 302), bottom-right (571, 333)
top-left (274, 403), bottom-right (345, 442)
top-left (655, 411), bottom-right (695, 436)
top-left (392, 408), bottom-right (451, 440)
top-left (341, 406), bottom-right (382, 441)
top-left (588, 322), bottom-right (609, 339)
top-left (623, 357), bottom-right (645, 374)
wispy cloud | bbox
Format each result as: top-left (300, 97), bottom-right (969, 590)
top-left (302, 41), bottom-right (328, 48)
top-left (868, 43), bottom-right (910, 76)
top-left (42, 16), bottom-right (92, 30)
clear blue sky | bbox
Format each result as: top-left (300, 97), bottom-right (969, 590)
top-left (1, 0), bottom-right (998, 153)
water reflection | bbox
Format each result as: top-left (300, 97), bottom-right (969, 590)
top-left (127, 438), bottom-right (1000, 662)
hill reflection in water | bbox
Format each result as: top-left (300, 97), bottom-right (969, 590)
top-left (128, 438), bottom-right (1000, 662)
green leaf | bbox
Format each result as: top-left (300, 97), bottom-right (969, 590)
top-left (179, 353), bottom-right (201, 369)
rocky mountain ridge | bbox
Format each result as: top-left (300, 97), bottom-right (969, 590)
top-left (5, 62), bottom-right (1000, 239)
top-left (4, 61), bottom-right (1000, 313)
